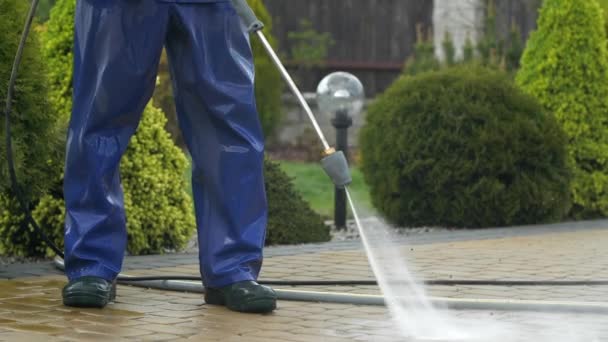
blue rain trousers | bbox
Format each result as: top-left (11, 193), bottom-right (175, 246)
top-left (64, 0), bottom-right (267, 288)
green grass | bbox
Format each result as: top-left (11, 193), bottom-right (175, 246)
top-left (277, 160), bottom-right (373, 218)
top-left (183, 159), bottom-right (373, 219)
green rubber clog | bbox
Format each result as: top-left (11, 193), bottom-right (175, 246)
top-left (205, 280), bottom-right (277, 313)
top-left (62, 276), bottom-right (116, 308)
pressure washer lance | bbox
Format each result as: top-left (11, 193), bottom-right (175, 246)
top-left (6, 0), bottom-right (608, 291)
top-left (231, 0), bottom-right (353, 191)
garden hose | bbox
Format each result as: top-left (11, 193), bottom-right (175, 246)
top-left (49, 257), bottom-right (608, 314)
top-left (6, 1), bottom-right (608, 313)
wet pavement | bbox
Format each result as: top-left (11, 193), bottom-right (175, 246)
top-left (1, 220), bottom-right (608, 341)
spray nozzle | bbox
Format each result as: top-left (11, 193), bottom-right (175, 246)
top-left (321, 149), bottom-right (352, 188)
top-left (230, 0), bottom-right (265, 33)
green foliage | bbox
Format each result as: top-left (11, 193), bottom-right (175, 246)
top-left (264, 159), bottom-right (329, 245)
top-left (407, 0), bottom-right (524, 76)
top-left (361, 65), bottom-right (571, 228)
top-left (287, 19), bottom-right (335, 69)
top-left (477, 0), bottom-right (523, 72)
top-left (598, 0), bottom-right (608, 32)
top-left (1, 188), bottom-right (63, 257)
top-left (403, 25), bottom-right (440, 76)
top-left (0, 196), bottom-right (29, 257)
top-left (505, 24), bottom-right (524, 71)
top-left (119, 104), bottom-right (196, 254)
top-left (0, 0), bottom-right (63, 257)
top-left (477, 0), bottom-right (501, 66)
top-left (463, 35), bottom-right (475, 63)
top-left (0, 0), bottom-right (63, 200)
top-left (41, 0), bottom-right (74, 123)
top-left (247, 0), bottom-right (283, 138)
top-left (516, 0), bottom-right (608, 218)
top-left (442, 31), bottom-right (456, 67)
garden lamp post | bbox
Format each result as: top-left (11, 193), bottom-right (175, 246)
top-left (316, 72), bottom-right (365, 229)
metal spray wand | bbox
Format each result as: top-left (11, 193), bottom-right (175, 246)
top-left (230, 0), bottom-right (360, 228)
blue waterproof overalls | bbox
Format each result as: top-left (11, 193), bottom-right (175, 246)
top-left (63, 0), bottom-right (267, 288)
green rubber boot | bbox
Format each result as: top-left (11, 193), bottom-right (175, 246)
top-left (62, 276), bottom-right (116, 308)
top-left (205, 281), bottom-right (277, 313)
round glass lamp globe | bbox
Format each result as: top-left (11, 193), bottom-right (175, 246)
top-left (316, 72), bottom-right (365, 116)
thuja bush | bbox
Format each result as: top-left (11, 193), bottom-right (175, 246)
top-left (360, 65), bottom-right (571, 228)
top-left (517, 0), bottom-right (608, 218)
top-left (0, 0), bottom-right (63, 256)
top-left (264, 159), bottom-right (329, 245)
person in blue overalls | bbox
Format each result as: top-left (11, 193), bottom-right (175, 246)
top-left (61, 0), bottom-right (276, 313)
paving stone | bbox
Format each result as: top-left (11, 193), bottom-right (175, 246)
top-left (2, 225), bottom-right (608, 341)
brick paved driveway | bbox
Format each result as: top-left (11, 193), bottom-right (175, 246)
top-left (1, 221), bottom-right (608, 341)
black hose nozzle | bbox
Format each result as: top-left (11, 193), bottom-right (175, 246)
top-left (230, 0), bottom-right (264, 33)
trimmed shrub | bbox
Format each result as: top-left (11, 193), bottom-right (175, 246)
top-left (516, 0), bottom-right (608, 218)
top-left (117, 104), bottom-right (196, 255)
top-left (403, 26), bottom-right (440, 76)
top-left (360, 65), bottom-right (571, 228)
top-left (598, 0), bottom-right (608, 35)
top-left (264, 159), bottom-right (329, 245)
top-left (41, 0), bottom-right (74, 123)
top-left (247, 0), bottom-right (283, 138)
top-left (0, 0), bottom-right (63, 256)
top-left (0, 0), bottom-right (63, 200)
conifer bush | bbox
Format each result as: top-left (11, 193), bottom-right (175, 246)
top-left (0, 0), bottom-right (63, 256)
top-left (0, 0), bottom-right (62, 200)
top-left (264, 160), bottom-right (329, 245)
top-left (360, 65), bottom-right (571, 228)
top-left (516, 0), bottom-right (608, 218)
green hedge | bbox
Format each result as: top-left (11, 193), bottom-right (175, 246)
top-left (0, 0), bottom-right (63, 256)
top-left (516, 0), bottom-right (608, 219)
top-left (41, 0), bottom-right (73, 123)
top-left (264, 159), bottom-right (329, 245)
top-left (360, 65), bottom-right (571, 228)
top-left (0, 0), bottom-right (62, 200)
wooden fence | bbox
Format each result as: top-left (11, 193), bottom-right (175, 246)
top-left (262, 0), bottom-right (541, 96)
top-left (263, 0), bottom-right (433, 96)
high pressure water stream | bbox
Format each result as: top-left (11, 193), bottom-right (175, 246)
top-left (257, 16), bottom-right (603, 341)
